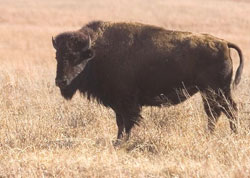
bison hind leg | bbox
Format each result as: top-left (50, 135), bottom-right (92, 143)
top-left (201, 93), bottom-right (222, 132)
top-left (218, 90), bottom-right (238, 133)
top-left (201, 88), bottom-right (238, 133)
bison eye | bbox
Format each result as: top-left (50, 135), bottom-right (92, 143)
top-left (81, 49), bottom-right (95, 59)
top-left (86, 49), bottom-right (95, 58)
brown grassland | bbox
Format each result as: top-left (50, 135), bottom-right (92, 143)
top-left (0, 0), bottom-right (250, 177)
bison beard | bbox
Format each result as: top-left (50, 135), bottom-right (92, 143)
top-left (60, 87), bottom-right (76, 100)
top-left (52, 21), bottom-right (244, 144)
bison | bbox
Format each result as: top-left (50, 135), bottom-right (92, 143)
top-left (52, 21), bottom-right (244, 142)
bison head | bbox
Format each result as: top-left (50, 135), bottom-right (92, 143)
top-left (52, 32), bottom-right (95, 99)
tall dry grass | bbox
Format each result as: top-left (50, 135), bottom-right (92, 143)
top-left (0, 0), bottom-right (250, 177)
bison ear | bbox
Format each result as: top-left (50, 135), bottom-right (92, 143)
top-left (52, 36), bottom-right (57, 50)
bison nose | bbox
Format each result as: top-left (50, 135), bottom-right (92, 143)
top-left (55, 78), bottom-right (68, 88)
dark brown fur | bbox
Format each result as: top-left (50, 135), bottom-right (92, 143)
top-left (52, 21), bottom-right (244, 141)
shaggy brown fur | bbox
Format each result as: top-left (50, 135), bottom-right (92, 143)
top-left (52, 21), bottom-right (244, 142)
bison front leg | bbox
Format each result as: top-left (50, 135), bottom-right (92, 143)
top-left (113, 104), bottom-right (142, 146)
top-left (115, 112), bottom-right (125, 140)
top-left (122, 105), bottom-right (142, 140)
top-left (112, 112), bottom-right (125, 146)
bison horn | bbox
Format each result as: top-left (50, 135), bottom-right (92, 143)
top-left (52, 36), bottom-right (57, 49)
top-left (87, 34), bottom-right (92, 49)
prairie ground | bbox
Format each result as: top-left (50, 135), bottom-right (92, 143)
top-left (0, 0), bottom-right (250, 177)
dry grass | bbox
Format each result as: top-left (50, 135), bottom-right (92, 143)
top-left (0, 0), bottom-right (250, 177)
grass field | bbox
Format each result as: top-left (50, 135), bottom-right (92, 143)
top-left (0, 0), bottom-right (250, 177)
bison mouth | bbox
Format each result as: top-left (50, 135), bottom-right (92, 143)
top-left (57, 78), bottom-right (78, 100)
top-left (56, 80), bottom-right (75, 99)
top-left (57, 73), bottom-right (83, 100)
top-left (56, 61), bottom-right (91, 100)
top-left (56, 74), bottom-right (80, 99)
top-left (59, 86), bottom-right (77, 100)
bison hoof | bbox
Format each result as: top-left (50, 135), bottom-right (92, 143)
top-left (113, 139), bottom-right (123, 147)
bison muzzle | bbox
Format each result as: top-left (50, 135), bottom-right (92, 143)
top-left (52, 21), bottom-right (244, 143)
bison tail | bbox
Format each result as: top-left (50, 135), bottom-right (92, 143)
top-left (228, 42), bottom-right (244, 87)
